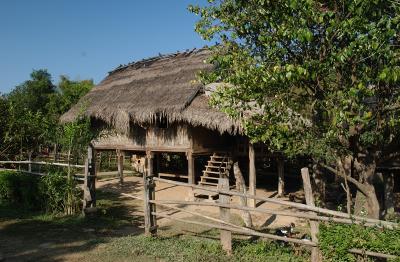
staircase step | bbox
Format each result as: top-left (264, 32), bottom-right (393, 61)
top-left (201, 176), bottom-right (220, 181)
top-left (203, 170), bottom-right (226, 175)
top-left (208, 160), bottom-right (229, 164)
top-left (199, 181), bottom-right (218, 186)
top-left (205, 165), bottom-right (226, 169)
top-left (211, 156), bottom-right (230, 160)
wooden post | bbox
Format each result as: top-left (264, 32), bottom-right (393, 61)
top-left (28, 152), bottom-right (32, 173)
top-left (248, 143), bottom-right (256, 207)
top-left (144, 151), bottom-right (157, 236)
top-left (187, 152), bottom-right (194, 184)
top-left (277, 157), bottom-right (285, 197)
top-left (218, 176), bottom-right (232, 254)
top-left (117, 149), bottom-right (124, 184)
top-left (301, 167), bottom-right (321, 262)
top-left (83, 144), bottom-right (96, 213)
top-left (187, 151), bottom-right (195, 200)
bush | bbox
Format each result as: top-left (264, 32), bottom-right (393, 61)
top-left (0, 171), bottom-right (41, 210)
top-left (39, 172), bottom-right (81, 214)
top-left (319, 223), bottom-right (400, 262)
top-left (0, 170), bottom-right (81, 214)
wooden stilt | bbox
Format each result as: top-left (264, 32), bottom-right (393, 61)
top-left (144, 151), bottom-right (157, 236)
top-left (248, 143), bottom-right (256, 208)
top-left (187, 151), bottom-right (195, 200)
top-left (277, 157), bottom-right (285, 197)
top-left (117, 149), bottom-right (124, 184)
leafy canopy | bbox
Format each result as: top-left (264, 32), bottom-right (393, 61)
top-left (190, 0), bottom-right (400, 162)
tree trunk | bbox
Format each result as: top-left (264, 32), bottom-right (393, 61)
top-left (354, 159), bottom-right (380, 219)
top-left (312, 163), bottom-right (326, 206)
top-left (384, 172), bottom-right (395, 219)
top-left (233, 161), bottom-right (253, 228)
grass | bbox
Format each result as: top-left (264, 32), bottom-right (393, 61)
top-left (86, 235), bottom-right (308, 262)
top-left (0, 190), bottom-right (309, 262)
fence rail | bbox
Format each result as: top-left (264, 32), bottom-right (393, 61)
top-left (142, 170), bottom-right (398, 261)
top-left (0, 160), bottom-right (85, 168)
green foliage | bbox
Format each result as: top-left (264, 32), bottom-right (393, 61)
top-left (39, 171), bottom-right (81, 214)
top-left (0, 171), bottom-right (41, 210)
top-left (190, 0), bottom-right (400, 163)
top-left (319, 223), bottom-right (400, 261)
top-left (0, 170), bottom-right (81, 214)
top-left (94, 236), bottom-right (307, 262)
top-left (0, 70), bottom-right (94, 158)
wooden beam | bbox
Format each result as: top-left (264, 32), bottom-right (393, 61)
top-left (248, 143), bottom-right (256, 207)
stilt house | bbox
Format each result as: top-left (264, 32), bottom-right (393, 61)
top-left (61, 48), bottom-right (285, 205)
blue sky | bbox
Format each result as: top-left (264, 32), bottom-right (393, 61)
top-left (0, 0), bottom-right (209, 93)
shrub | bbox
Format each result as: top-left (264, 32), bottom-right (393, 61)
top-left (0, 170), bottom-right (81, 214)
top-left (0, 170), bottom-right (41, 210)
top-left (39, 171), bottom-right (81, 214)
top-left (319, 223), bottom-right (400, 262)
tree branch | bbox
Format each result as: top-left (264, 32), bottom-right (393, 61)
top-left (320, 163), bottom-right (369, 196)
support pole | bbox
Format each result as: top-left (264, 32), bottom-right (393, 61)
top-left (248, 143), bottom-right (256, 208)
top-left (83, 144), bottom-right (96, 213)
top-left (144, 151), bottom-right (157, 236)
top-left (277, 157), bottom-right (285, 197)
top-left (187, 151), bottom-right (195, 200)
top-left (187, 151), bottom-right (195, 184)
top-left (218, 176), bottom-right (232, 254)
top-left (117, 149), bottom-right (124, 184)
top-left (301, 167), bottom-right (321, 262)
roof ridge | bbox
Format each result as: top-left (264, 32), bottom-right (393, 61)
top-left (108, 47), bottom-right (209, 75)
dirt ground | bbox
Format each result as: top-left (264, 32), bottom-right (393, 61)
top-left (97, 174), bottom-right (305, 229)
top-left (0, 174), bottom-right (308, 261)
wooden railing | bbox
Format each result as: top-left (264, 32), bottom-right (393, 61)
top-left (0, 160), bottom-right (85, 180)
top-left (135, 168), bottom-right (398, 261)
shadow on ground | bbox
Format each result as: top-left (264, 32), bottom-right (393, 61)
top-left (0, 191), bottom-right (144, 262)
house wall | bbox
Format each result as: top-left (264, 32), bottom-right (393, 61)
top-left (92, 124), bottom-right (191, 152)
top-left (190, 126), bottom-right (235, 154)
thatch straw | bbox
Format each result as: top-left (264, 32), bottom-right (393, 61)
top-left (61, 48), bottom-right (242, 135)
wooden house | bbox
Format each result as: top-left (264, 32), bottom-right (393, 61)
top-left (61, 48), bottom-right (284, 205)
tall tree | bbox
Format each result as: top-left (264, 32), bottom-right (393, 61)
top-left (190, 0), bottom-right (400, 218)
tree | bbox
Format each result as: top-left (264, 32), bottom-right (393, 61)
top-left (0, 94), bottom-right (10, 157)
top-left (4, 70), bottom-right (56, 156)
top-left (190, 0), bottom-right (400, 218)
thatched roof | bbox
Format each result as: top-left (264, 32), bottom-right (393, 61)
top-left (61, 48), bottom-right (242, 135)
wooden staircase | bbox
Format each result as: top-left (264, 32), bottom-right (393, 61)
top-left (194, 153), bottom-right (232, 200)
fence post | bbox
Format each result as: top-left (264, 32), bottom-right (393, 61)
top-left (301, 167), bottom-right (321, 262)
top-left (117, 149), bottom-right (124, 184)
top-left (28, 152), bottom-right (32, 173)
top-left (144, 152), bottom-right (157, 236)
top-left (83, 144), bottom-right (96, 214)
top-left (218, 176), bottom-right (232, 254)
